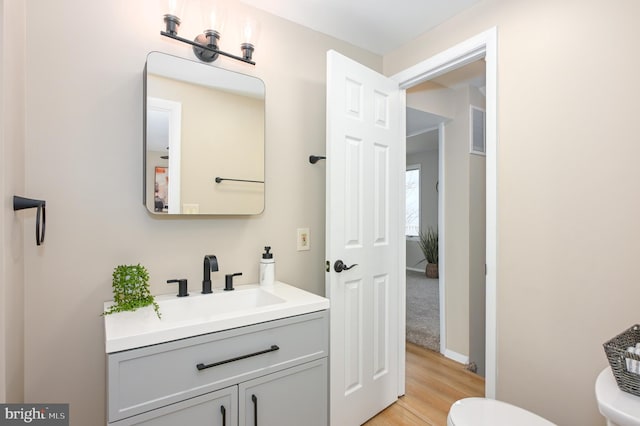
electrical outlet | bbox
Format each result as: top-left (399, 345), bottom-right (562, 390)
top-left (297, 228), bottom-right (310, 251)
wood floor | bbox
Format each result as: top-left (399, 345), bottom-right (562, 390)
top-left (363, 342), bottom-right (485, 426)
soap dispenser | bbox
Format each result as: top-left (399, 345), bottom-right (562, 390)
top-left (260, 246), bottom-right (275, 288)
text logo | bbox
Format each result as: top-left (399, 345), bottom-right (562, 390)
top-left (0, 404), bottom-right (68, 425)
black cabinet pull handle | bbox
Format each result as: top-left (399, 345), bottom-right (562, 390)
top-left (252, 394), bottom-right (258, 426)
top-left (196, 345), bottom-right (280, 371)
top-left (220, 405), bottom-right (226, 426)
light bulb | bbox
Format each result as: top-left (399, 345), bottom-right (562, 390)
top-left (240, 17), bottom-right (260, 46)
top-left (166, 0), bottom-right (185, 18)
top-left (164, 0), bottom-right (185, 35)
top-left (239, 17), bottom-right (260, 61)
top-left (200, 0), bottom-right (226, 33)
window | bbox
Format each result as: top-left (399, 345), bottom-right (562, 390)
top-left (406, 165), bottom-right (420, 237)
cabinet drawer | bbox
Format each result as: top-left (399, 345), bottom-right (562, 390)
top-left (108, 310), bottom-right (328, 422)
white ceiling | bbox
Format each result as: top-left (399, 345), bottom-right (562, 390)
top-left (239, 0), bottom-right (480, 55)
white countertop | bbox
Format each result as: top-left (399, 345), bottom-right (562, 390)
top-left (104, 281), bottom-right (329, 353)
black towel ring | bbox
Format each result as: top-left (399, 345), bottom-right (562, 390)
top-left (13, 195), bottom-right (46, 246)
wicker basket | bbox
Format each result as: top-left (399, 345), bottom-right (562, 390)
top-left (603, 324), bottom-right (640, 397)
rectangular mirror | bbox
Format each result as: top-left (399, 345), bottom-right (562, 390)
top-left (144, 52), bottom-right (265, 215)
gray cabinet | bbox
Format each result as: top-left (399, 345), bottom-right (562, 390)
top-left (111, 386), bottom-right (237, 426)
top-left (239, 359), bottom-right (327, 426)
top-left (107, 311), bottom-right (328, 426)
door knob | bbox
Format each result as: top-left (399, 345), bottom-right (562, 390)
top-left (334, 260), bottom-right (358, 273)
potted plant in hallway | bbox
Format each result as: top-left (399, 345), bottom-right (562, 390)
top-left (419, 227), bottom-right (438, 278)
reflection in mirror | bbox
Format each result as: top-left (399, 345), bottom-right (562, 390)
top-left (144, 52), bottom-right (265, 215)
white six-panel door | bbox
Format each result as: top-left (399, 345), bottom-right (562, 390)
top-left (326, 50), bottom-right (402, 426)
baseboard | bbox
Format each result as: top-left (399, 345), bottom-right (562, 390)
top-left (444, 349), bottom-right (469, 365)
top-left (406, 267), bottom-right (423, 273)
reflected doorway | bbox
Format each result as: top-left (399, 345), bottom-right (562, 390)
top-left (404, 59), bottom-right (487, 377)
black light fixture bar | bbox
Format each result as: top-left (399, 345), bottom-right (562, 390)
top-left (160, 31), bottom-right (256, 65)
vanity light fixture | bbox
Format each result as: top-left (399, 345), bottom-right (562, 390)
top-left (161, 0), bottom-right (257, 65)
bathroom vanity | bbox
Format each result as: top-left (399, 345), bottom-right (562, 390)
top-left (104, 282), bottom-right (329, 426)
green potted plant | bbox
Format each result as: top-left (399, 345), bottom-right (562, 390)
top-left (418, 227), bottom-right (439, 278)
top-left (103, 264), bottom-right (161, 318)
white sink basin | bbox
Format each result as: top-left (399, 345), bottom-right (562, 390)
top-left (104, 282), bottom-right (329, 353)
top-left (159, 288), bottom-right (286, 322)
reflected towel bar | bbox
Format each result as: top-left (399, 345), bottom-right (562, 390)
top-left (215, 177), bottom-right (264, 184)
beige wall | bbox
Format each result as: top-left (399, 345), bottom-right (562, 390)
top-left (386, 1), bottom-right (640, 424)
top-left (443, 86), bottom-right (472, 357)
top-left (469, 153), bottom-right (486, 376)
top-left (1, 0), bottom-right (6, 402)
top-left (10, 1), bottom-right (639, 425)
top-left (408, 81), bottom-right (454, 119)
top-left (17, 1), bottom-right (379, 424)
top-left (1, 0), bottom-right (25, 403)
top-left (468, 87), bottom-right (486, 376)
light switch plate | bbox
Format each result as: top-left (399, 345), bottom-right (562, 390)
top-left (297, 228), bottom-right (310, 251)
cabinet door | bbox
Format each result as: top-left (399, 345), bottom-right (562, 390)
top-left (110, 386), bottom-right (237, 426)
top-left (239, 359), bottom-right (327, 426)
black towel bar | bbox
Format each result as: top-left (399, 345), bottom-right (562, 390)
top-left (309, 155), bottom-right (326, 164)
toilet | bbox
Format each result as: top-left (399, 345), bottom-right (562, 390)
top-left (447, 397), bottom-right (556, 426)
top-left (595, 367), bottom-right (640, 426)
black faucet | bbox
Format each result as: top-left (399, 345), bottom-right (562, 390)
top-left (167, 279), bottom-right (189, 297)
top-left (224, 272), bottom-right (242, 291)
top-left (202, 255), bottom-right (218, 294)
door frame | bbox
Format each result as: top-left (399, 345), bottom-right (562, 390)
top-left (391, 27), bottom-right (498, 398)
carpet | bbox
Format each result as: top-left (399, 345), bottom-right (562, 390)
top-left (406, 269), bottom-right (440, 352)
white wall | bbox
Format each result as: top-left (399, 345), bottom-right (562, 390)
top-left (385, 1), bottom-right (640, 424)
top-left (15, 1), bottom-right (380, 424)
